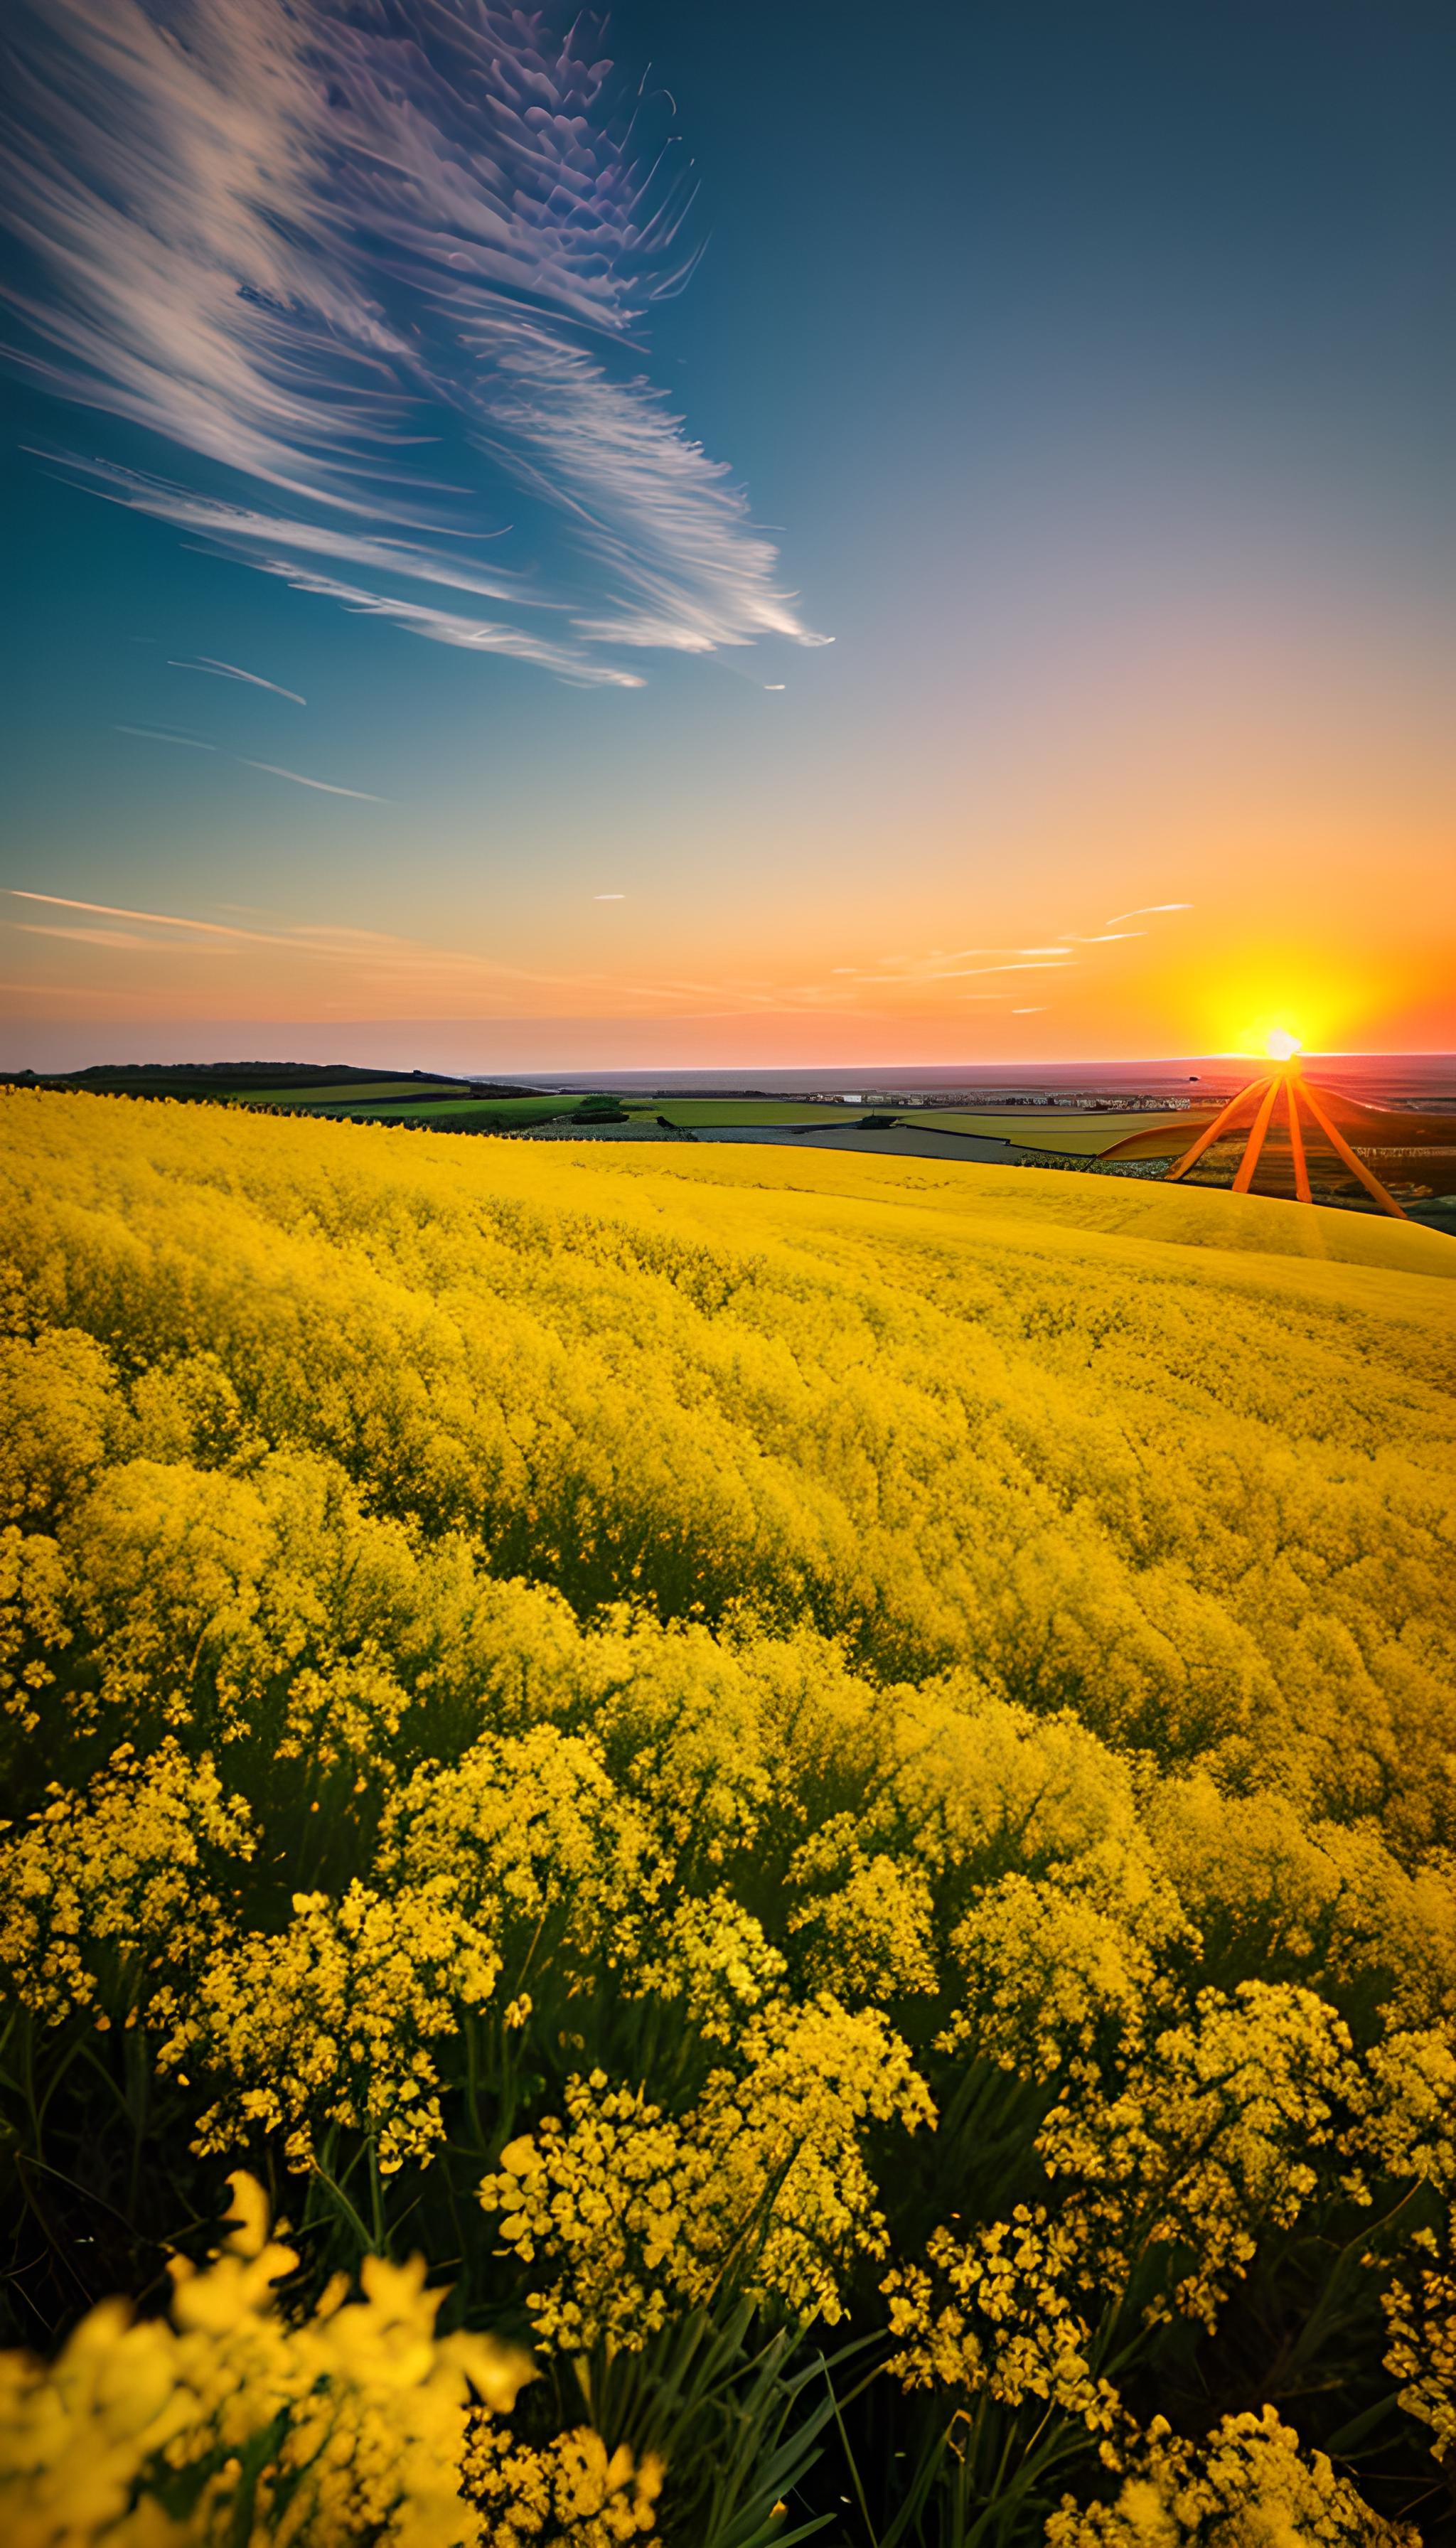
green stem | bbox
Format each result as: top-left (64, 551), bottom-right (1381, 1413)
top-left (309, 2156), bottom-right (373, 2255)
top-left (368, 2138), bottom-right (385, 2253)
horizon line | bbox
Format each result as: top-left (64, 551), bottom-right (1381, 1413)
top-left (5, 1046), bottom-right (1453, 1074)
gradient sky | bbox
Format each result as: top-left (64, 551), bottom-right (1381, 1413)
top-left (2, 0), bottom-right (1453, 1072)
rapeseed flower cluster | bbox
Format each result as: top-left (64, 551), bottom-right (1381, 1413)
top-left (1036, 1982), bottom-right (1357, 2328)
top-left (0, 1738), bottom-right (254, 2024)
top-left (1380, 2207), bottom-right (1456, 2462)
top-left (166, 1878), bottom-right (502, 2173)
top-left (1046, 2407), bottom-right (1415, 2547)
top-left (462, 2423), bottom-right (664, 2548)
top-left (1, 1091), bottom-right (1455, 2542)
top-left (884, 2207), bottom-right (1120, 2435)
top-left (0, 2171), bottom-right (535, 2547)
top-left (481, 1998), bottom-right (934, 2350)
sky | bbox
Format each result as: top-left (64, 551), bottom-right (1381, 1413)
top-left (1, 0), bottom-right (1453, 1073)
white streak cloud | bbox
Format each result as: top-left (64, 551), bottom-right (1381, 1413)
top-left (170, 655), bottom-right (306, 704)
top-left (113, 722), bottom-right (382, 793)
top-left (114, 722), bottom-right (216, 749)
top-left (8, 888), bottom-right (303, 944)
top-left (824, 900), bottom-right (1193, 1009)
top-left (239, 759), bottom-right (386, 799)
top-left (1, 0), bottom-right (820, 685)
top-left (3, 884), bottom-right (846, 1019)
top-left (13, 922), bottom-right (162, 949)
top-left (1104, 904), bottom-right (1193, 924)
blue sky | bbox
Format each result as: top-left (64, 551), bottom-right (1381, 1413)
top-left (2, 0), bottom-right (1453, 1069)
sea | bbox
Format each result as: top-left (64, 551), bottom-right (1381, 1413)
top-left (515, 1056), bottom-right (1456, 1110)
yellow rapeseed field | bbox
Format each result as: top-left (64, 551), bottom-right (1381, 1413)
top-left (1, 1090), bottom-right (1453, 2548)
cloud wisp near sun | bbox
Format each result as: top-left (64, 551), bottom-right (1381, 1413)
top-left (1, 0), bottom-right (823, 686)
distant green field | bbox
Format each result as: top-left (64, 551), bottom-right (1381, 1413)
top-left (625, 1101), bottom-right (1190, 1152)
top-left (233, 1081), bottom-right (471, 1108)
top-left (905, 1108), bottom-right (1192, 1152)
top-left (290, 1096), bottom-right (579, 1127)
top-left (225, 1088), bottom-right (1192, 1150)
top-left (622, 1100), bottom-right (834, 1127)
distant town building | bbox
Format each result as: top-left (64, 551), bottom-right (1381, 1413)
top-left (800, 1087), bottom-right (1192, 1112)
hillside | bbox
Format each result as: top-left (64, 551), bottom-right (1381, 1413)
top-left (2, 1091), bottom-right (1455, 2546)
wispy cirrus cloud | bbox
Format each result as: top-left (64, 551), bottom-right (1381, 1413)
top-left (824, 903), bottom-right (1193, 1010)
top-left (4, 887), bottom-right (563, 982)
top-left (114, 717), bottom-right (383, 796)
top-left (3, 889), bottom-right (1194, 1028)
top-left (830, 948), bottom-right (1083, 990)
top-left (7, 889), bottom-right (315, 947)
top-left (2, 886), bottom-right (833, 1018)
top-left (169, 656), bottom-right (306, 705)
top-left (12, 922), bottom-right (164, 951)
top-left (1104, 903), bottom-right (1194, 925)
top-left (1, 0), bottom-right (821, 685)
top-left (239, 759), bottom-right (386, 801)
top-left (113, 722), bottom-right (216, 749)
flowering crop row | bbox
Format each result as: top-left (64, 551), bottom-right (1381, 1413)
top-left (1, 1091), bottom-right (1453, 2544)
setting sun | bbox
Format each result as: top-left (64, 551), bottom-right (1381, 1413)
top-left (1265, 1028), bottom-right (1302, 1061)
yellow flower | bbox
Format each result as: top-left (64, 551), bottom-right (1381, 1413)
top-left (481, 1997), bottom-right (934, 2350)
top-left (163, 1879), bottom-right (501, 2172)
top-left (1046, 2404), bottom-right (1412, 2547)
top-left (0, 2177), bottom-right (535, 2548)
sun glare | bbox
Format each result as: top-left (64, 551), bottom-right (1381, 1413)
top-left (1265, 1028), bottom-right (1302, 1061)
